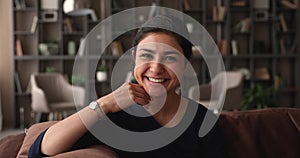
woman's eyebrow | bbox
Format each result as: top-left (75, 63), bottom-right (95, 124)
top-left (138, 48), bottom-right (180, 56)
top-left (164, 51), bottom-right (181, 56)
top-left (138, 48), bottom-right (155, 53)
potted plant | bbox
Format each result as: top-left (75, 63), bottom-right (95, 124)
top-left (71, 74), bottom-right (85, 86)
top-left (242, 83), bottom-right (278, 110)
top-left (45, 66), bottom-right (56, 73)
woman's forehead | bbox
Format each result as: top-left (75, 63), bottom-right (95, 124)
top-left (137, 33), bottom-right (184, 54)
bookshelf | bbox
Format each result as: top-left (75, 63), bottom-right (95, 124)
top-left (12, 0), bottom-right (110, 127)
top-left (108, 0), bottom-right (299, 108)
top-left (12, 0), bottom-right (299, 127)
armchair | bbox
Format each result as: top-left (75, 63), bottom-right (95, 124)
top-left (30, 73), bottom-right (85, 122)
top-left (188, 71), bottom-right (244, 111)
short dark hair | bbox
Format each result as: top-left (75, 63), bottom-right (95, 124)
top-left (132, 15), bottom-right (192, 59)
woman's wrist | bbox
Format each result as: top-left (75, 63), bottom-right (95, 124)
top-left (97, 97), bottom-right (111, 114)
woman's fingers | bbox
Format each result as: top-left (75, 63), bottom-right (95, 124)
top-left (127, 83), bottom-right (151, 102)
top-left (109, 82), bottom-right (150, 111)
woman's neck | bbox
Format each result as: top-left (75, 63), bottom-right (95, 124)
top-left (145, 91), bottom-right (188, 127)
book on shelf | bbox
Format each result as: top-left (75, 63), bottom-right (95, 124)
top-left (30, 16), bottom-right (38, 33)
top-left (231, 0), bottom-right (247, 7)
top-left (111, 41), bottom-right (124, 56)
top-left (280, 0), bottom-right (297, 9)
top-left (15, 39), bottom-right (23, 56)
top-left (253, 0), bottom-right (270, 9)
top-left (64, 18), bottom-right (73, 33)
top-left (274, 74), bottom-right (287, 91)
top-left (254, 67), bottom-right (270, 80)
top-left (279, 13), bottom-right (288, 32)
top-left (212, 6), bottom-right (226, 22)
top-left (279, 38), bottom-right (287, 54)
top-left (232, 18), bottom-right (251, 33)
top-left (231, 40), bottom-right (238, 56)
top-left (290, 36), bottom-right (297, 53)
top-left (20, 0), bottom-right (26, 8)
top-left (218, 39), bottom-right (227, 57)
top-left (14, 0), bottom-right (26, 9)
top-left (183, 0), bottom-right (191, 10)
top-left (14, 72), bottom-right (22, 93)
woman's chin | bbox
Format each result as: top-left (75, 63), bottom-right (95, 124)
top-left (147, 84), bottom-right (167, 97)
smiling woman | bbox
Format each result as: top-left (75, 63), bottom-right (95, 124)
top-left (28, 15), bottom-right (229, 158)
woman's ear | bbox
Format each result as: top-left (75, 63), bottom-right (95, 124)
top-left (131, 49), bottom-right (136, 57)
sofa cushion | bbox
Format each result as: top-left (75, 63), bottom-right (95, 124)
top-left (219, 107), bottom-right (300, 158)
top-left (0, 133), bottom-right (25, 158)
top-left (17, 121), bottom-right (57, 158)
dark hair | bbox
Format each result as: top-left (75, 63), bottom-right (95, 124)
top-left (132, 15), bottom-right (192, 59)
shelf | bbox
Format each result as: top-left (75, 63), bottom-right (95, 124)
top-left (230, 7), bottom-right (250, 12)
top-left (14, 55), bottom-right (39, 60)
top-left (183, 9), bottom-right (204, 13)
top-left (13, 7), bottom-right (36, 12)
top-left (63, 32), bottom-right (85, 36)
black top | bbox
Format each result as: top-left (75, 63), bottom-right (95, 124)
top-left (29, 99), bottom-right (228, 158)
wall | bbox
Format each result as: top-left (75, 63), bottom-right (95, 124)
top-left (0, 0), bottom-right (14, 129)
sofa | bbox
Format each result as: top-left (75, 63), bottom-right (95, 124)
top-left (1, 107), bottom-right (300, 158)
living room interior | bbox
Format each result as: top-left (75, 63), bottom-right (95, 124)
top-left (0, 0), bottom-right (300, 157)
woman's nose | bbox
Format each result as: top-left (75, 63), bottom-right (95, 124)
top-left (149, 62), bottom-right (164, 74)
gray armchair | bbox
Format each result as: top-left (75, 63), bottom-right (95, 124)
top-left (188, 71), bottom-right (244, 112)
top-left (30, 73), bottom-right (85, 122)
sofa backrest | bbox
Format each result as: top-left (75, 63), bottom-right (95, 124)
top-left (219, 107), bottom-right (300, 158)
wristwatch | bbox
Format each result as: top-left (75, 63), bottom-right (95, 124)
top-left (88, 101), bottom-right (105, 119)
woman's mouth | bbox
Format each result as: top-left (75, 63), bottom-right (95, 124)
top-left (148, 77), bottom-right (166, 83)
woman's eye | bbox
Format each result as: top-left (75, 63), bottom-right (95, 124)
top-left (139, 53), bottom-right (153, 60)
top-left (164, 56), bottom-right (177, 62)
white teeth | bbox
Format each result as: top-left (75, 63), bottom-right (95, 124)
top-left (148, 77), bottom-right (165, 83)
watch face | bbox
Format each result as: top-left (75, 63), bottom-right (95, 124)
top-left (89, 101), bottom-right (98, 109)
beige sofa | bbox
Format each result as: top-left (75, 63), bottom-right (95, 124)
top-left (1, 107), bottom-right (300, 158)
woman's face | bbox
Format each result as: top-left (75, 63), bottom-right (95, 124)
top-left (133, 33), bottom-right (186, 97)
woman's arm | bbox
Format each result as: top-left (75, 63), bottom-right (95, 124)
top-left (40, 83), bottom-right (150, 156)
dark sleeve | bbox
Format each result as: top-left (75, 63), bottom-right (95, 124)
top-left (28, 129), bottom-right (102, 158)
top-left (28, 130), bottom-right (49, 158)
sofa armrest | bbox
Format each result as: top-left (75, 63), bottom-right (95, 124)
top-left (17, 121), bottom-right (118, 158)
top-left (17, 121), bottom-right (58, 157)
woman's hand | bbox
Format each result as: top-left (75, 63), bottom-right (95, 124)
top-left (98, 82), bottom-right (151, 113)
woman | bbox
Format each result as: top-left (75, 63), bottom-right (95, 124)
top-left (29, 15), bottom-right (228, 158)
